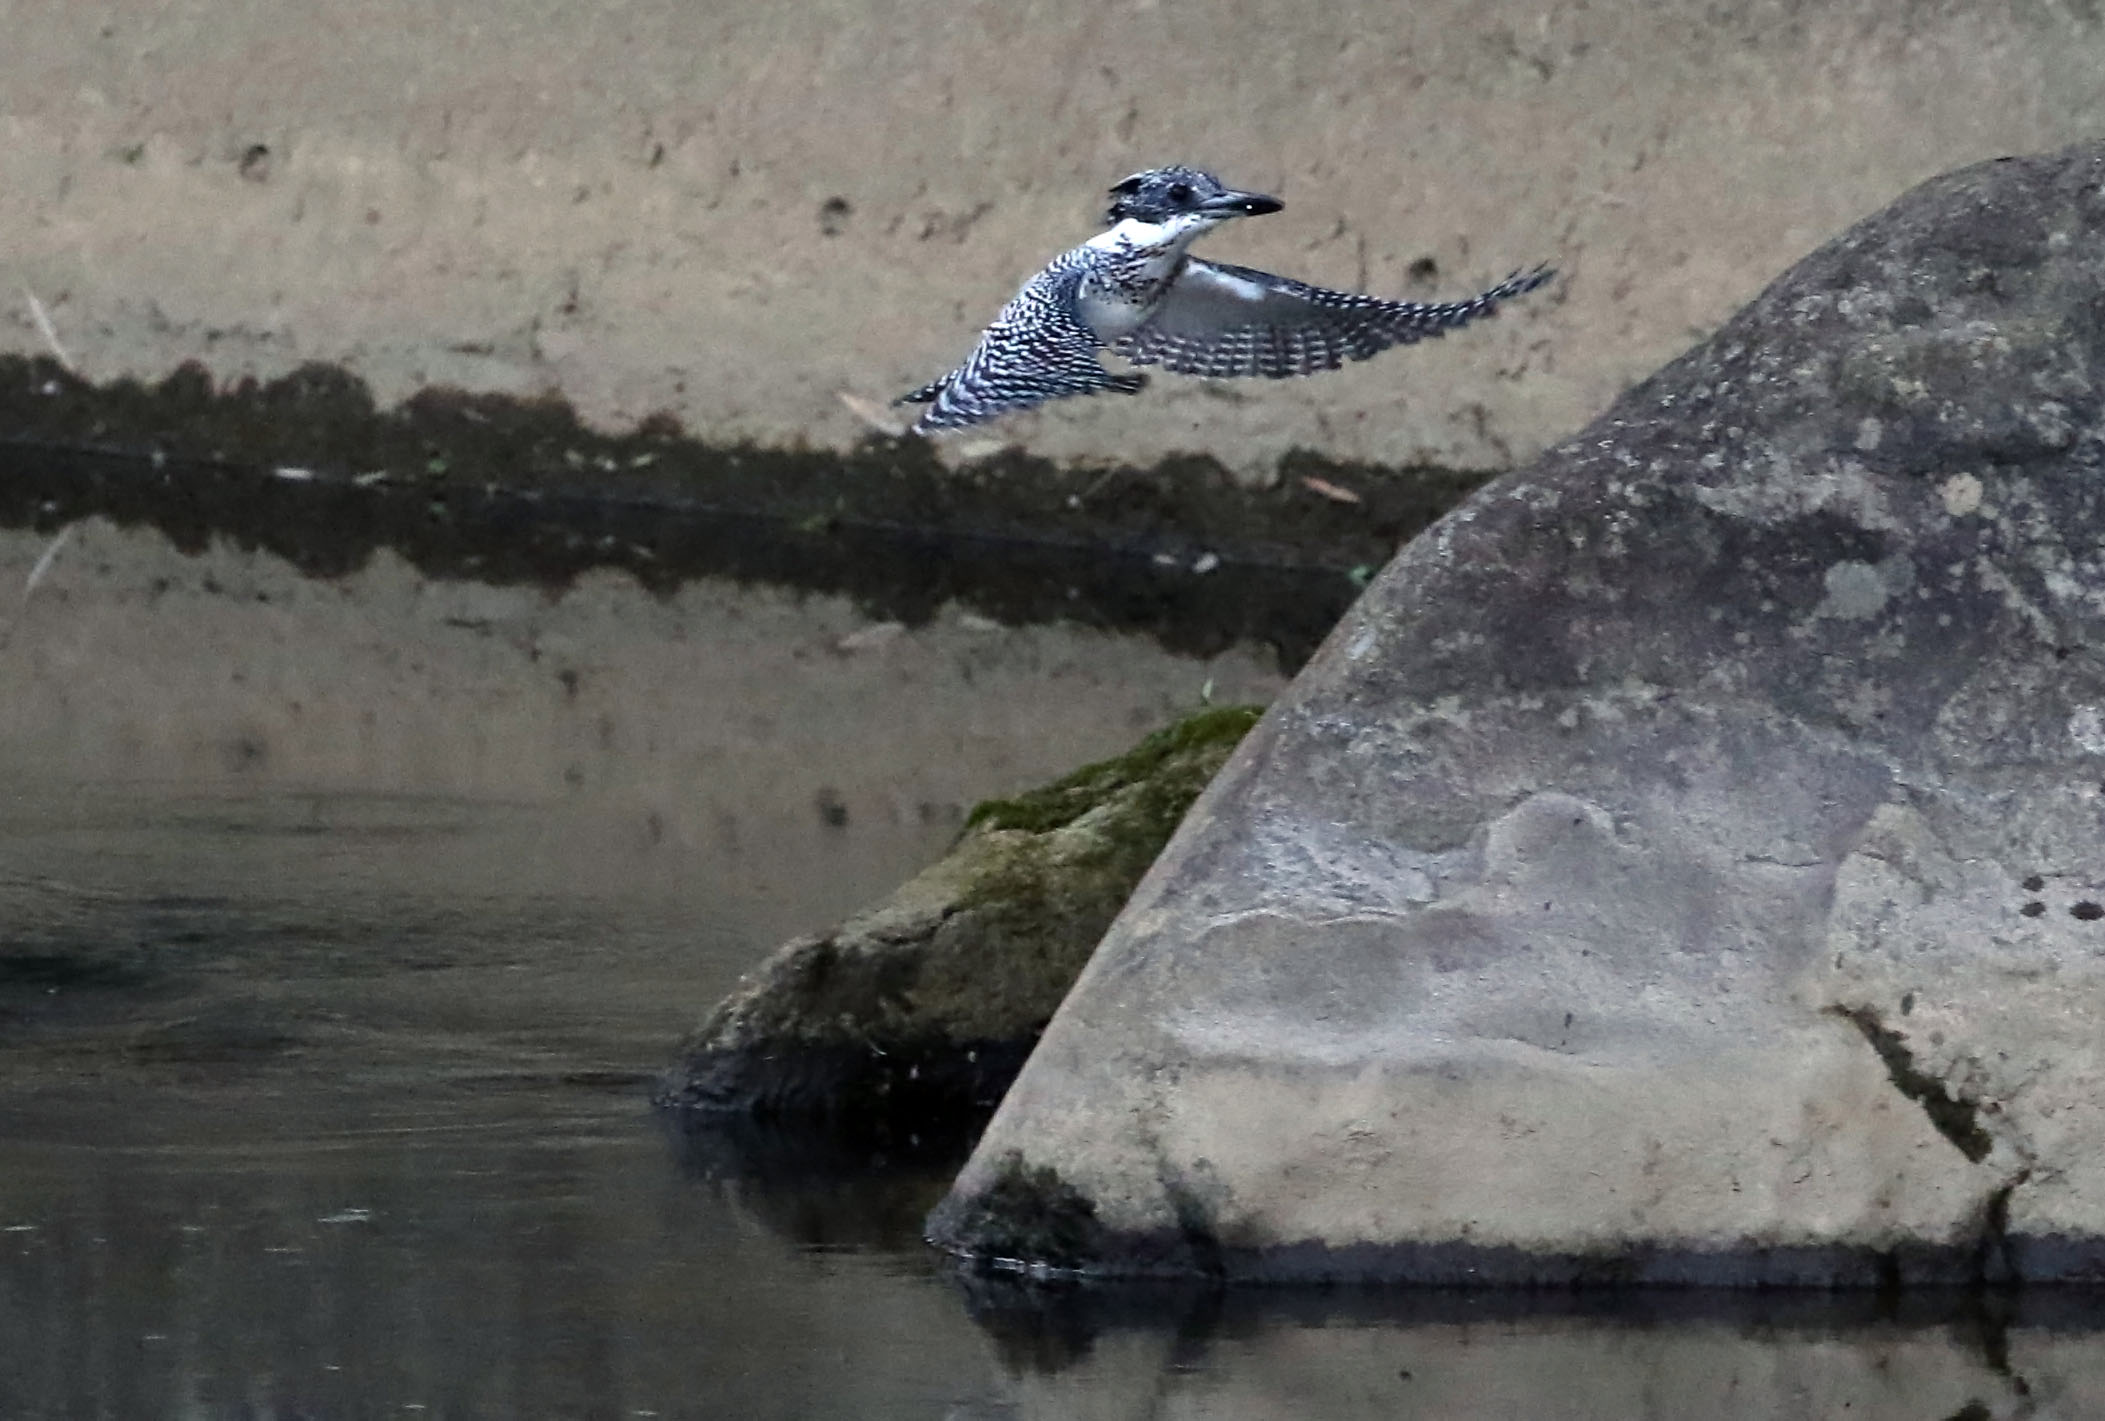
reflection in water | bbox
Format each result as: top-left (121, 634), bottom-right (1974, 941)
top-left (0, 1085), bottom-right (1001, 1420)
top-left (15, 1070), bottom-right (2105, 1421)
top-left (951, 1275), bottom-right (2100, 1420)
top-left (1, 779), bottom-right (2104, 1416)
top-left (0, 781), bottom-right (1011, 1419)
top-left (667, 1115), bottom-right (977, 1254)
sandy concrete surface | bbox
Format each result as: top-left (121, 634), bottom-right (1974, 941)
top-left (4, 2), bottom-right (2103, 475)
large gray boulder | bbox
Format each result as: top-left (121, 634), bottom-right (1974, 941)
top-left (929, 144), bottom-right (2105, 1283)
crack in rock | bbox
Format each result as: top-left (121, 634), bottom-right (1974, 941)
top-left (1831, 1005), bottom-right (1994, 1163)
top-left (1974, 1169), bottom-right (2031, 1288)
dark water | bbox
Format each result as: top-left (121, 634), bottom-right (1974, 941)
top-left (0, 1084), bottom-right (989, 1419)
top-left (2, 784), bottom-right (2101, 1420)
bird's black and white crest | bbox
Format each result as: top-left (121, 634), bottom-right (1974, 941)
top-left (1102, 165), bottom-right (1280, 226)
top-left (896, 164), bottom-right (1554, 433)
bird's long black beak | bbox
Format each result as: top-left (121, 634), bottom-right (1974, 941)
top-left (1203, 189), bottom-right (1282, 217)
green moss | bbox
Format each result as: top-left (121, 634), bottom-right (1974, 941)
top-left (951, 702), bottom-right (1264, 938)
top-left (965, 704), bottom-right (1263, 836)
top-left (865, 703), bottom-right (1263, 1038)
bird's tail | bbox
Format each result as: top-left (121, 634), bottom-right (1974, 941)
top-left (1380, 263), bottom-right (1555, 345)
top-left (1449, 264), bottom-right (1555, 322)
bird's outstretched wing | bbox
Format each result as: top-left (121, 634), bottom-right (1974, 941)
top-left (1114, 260), bottom-right (1553, 379)
top-left (899, 261), bottom-right (1143, 433)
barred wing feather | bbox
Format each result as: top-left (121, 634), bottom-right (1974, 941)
top-left (1114, 259), bottom-right (1553, 380)
top-left (906, 263), bottom-right (1139, 432)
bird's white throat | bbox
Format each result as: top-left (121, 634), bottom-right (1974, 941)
top-left (1075, 214), bottom-right (1230, 337)
top-left (1084, 212), bottom-right (1225, 261)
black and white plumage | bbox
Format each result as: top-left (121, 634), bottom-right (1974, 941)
top-left (898, 165), bottom-right (1553, 434)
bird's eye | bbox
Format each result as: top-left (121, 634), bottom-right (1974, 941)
top-left (1168, 183), bottom-right (1193, 204)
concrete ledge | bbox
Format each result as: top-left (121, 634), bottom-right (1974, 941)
top-left (10, 2), bottom-right (2105, 472)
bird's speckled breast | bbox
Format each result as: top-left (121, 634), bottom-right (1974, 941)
top-left (1075, 238), bottom-right (1186, 340)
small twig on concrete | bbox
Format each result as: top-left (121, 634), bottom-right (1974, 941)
top-left (20, 287), bottom-right (77, 375)
top-left (0, 523), bottom-right (79, 655)
top-left (837, 390), bottom-right (907, 438)
top-left (1300, 474), bottom-right (1363, 504)
top-left (23, 524), bottom-right (76, 597)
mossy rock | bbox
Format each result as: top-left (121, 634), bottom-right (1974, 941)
top-left (963, 703), bottom-right (1268, 836)
top-left (655, 704), bottom-right (1264, 1121)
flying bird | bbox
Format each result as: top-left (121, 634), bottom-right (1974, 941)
top-left (897, 165), bottom-right (1552, 434)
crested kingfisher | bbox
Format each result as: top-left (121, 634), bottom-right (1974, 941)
top-left (897, 164), bottom-right (1553, 434)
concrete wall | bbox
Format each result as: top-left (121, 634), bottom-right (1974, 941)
top-left (4, 0), bottom-right (2103, 476)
